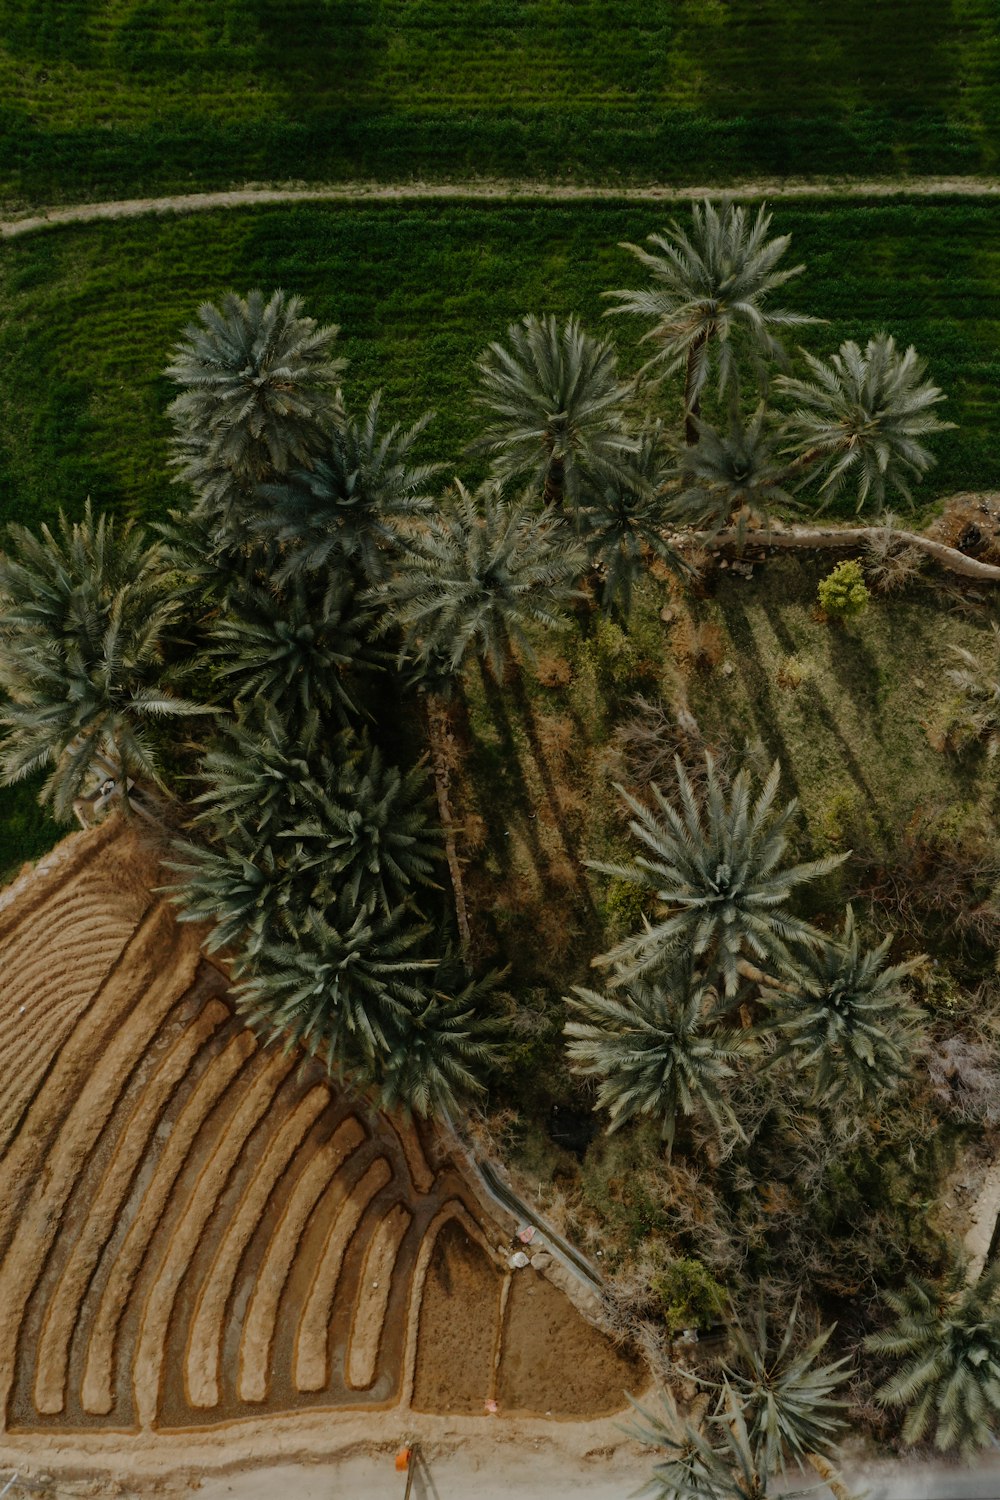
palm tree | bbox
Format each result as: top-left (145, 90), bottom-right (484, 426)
top-left (564, 956), bottom-right (749, 1153)
top-left (234, 900), bottom-right (433, 1073)
top-left (575, 422), bottom-right (691, 616)
top-left (0, 503), bottom-right (208, 822)
top-left (165, 288), bottom-right (345, 542)
top-left (604, 201), bottom-right (816, 445)
top-left (763, 908), bottom-right (921, 1107)
top-left (629, 1384), bottom-right (824, 1500)
top-left (866, 1264), bottom-right (1000, 1457)
top-left (210, 573), bottom-right (380, 730)
top-left (721, 1292), bottom-right (851, 1476)
top-left (776, 334), bottom-right (952, 512)
top-left (373, 479), bottom-right (585, 682)
top-left (188, 706), bottom-right (336, 857)
top-left (473, 313), bottom-right (640, 509)
top-left (677, 405), bottom-right (797, 536)
top-left (164, 836), bottom-right (301, 960)
top-left (369, 959), bottom-right (506, 1119)
top-left (259, 392), bottom-right (440, 586)
top-left (592, 756), bottom-right (845, 997)
top-left (286, 737), bottom-right (442, 915)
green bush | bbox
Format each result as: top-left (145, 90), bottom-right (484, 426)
top-left (652, 1256), bottom-right (728, 1332)
top-left (818, 560), bottom-right (870, 619)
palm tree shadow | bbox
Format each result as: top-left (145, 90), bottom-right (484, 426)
top-left (506, 669), bottom-right (598, 918)
top-left (476, 658), bottom-right (557, 887)
top-left (410, 1446), bottom-right (443, 1500)
top-left (715, 593), bottom-right (805, 806)
top-left (758, 595), bottom-right (887, 834)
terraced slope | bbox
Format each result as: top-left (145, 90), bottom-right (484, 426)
top-left (0, 820), bottom-right (640, 1448)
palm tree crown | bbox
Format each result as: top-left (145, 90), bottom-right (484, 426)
top-left (564, 957), bottom-right (748, 1153)
top-left (259, 392), bottom-right (440, 586)
top-left (604, 201), bottom-right (815, 442)
top-left (234, 900), bottom-right (433, 1072)
top-left (209, 574), bottom-right (379, 731)
top-left (166, 289), bottom-right (345, 549)
top-left (721, 1293), bottom-right (851, 1476)
top-left (576, 421), bottom-right (690, 616)
top-left (473, 313), bottom-right (639, 508)
top-left (374, 479), bottom-right (584, 681)
top-left (369, 960), bottom-right (505, 1119)
top-left (593, 756), bottom-right (844, 997)
top-left (0, 503), bottom-right (206, 822)
top-left (777, 333), bottom-right (951, 512)
top-left (166, 289), bottom-right (344, 482)
top-left (678, 405), bottom-right (797, 534)
top-left (764, 907), bottom-right (921, 1107)
top-left (285, 738), bottom-right (441, 915)
top-left (866, 1265), bottom-right (1000, 1457)
top-left (629, 1384), bottom-right (822, 1500)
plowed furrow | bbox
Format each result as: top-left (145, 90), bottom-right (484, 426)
top-left (0, 903), bottom-right (183, 1259)
top-left (0, 923), bottom-right (131, 1021)
top-left (0, 820), bottom-right (125, 940)
top-left (346, 1204), bottom-right (413, 1392)
top-left (0, 906), bottom-right (201, 1414)
top-left (237, 1117), bottom-right (365, 1404)
top-left (184, 1084), bottom-right (333, 1409)
top-left (80, 1027), bottom-right (261, 1417)
top-left (293, 1157), bottom-right (393, 1394)
top-left (32, 998), bottom-right (230, 1416)
top-left (131, 1047), bottom-right (297, 1426)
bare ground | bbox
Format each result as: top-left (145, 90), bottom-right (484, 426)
top-left (1, 176), bottom-right (999, 239)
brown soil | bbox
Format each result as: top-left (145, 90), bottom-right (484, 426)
top-left (0, 820), bottom-right (644, 1490)
top-left (412, 1218), bottom-right (503, 1414)
top-left (925, 491), bottom-right (1000, 566)
top-left (498, 1271), bottom-right (645, 1418)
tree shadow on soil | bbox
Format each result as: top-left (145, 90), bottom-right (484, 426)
top-left (758, 594), bottom-right (887, 833)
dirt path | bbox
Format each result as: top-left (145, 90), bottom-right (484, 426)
top-left (2, 175), bottom-right (999, 238)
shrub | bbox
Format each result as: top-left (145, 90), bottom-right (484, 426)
top-left (652, 1256), bottom-right (727, 1333)
top-left (817, 560), bottom-right (870, 619)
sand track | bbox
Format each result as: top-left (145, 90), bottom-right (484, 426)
top-left (2, 175), bottom-right (1000, 242)
top-left (0, 820), bottom-right (643, 1487)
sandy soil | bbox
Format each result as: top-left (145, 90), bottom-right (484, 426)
top-left (0, 821), bottom-right (646, 1494)
top-left (1, 176), bottom-right (999, 239)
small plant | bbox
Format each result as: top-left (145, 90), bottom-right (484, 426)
top-left (944, 623), bottom-right (1000, 756)
top-left (817, 560), bottom-right (869, 620)
top-left (776, 654), bottom-right (808, 690)
top-left (863, 515), bottom-right (926, 593)
top-left (652, 1256), bottom-right (727, 1332)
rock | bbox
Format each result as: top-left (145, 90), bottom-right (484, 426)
top-left (721, 662), bottom-right (735, 677)
top-left (530, 1250), bottom-right (553, 1270)
top-left (660, 606), bottom-right (676, 624)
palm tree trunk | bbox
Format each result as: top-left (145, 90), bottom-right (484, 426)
top-left (694, 522), bottom-right (1000, 582)
top-left (423, 691), bottom-right (472, 954)
top-left (684, 331), bottom-right (709, 447)
top-left (543, 454), bottom-right (565, 509)
top-left (807, 1451), bottom-right (855, 1500)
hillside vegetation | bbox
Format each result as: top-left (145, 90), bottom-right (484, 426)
top-left (1, 195), bottom-right (999, 874)
top-left (0, 0), bottom-right (997, 203)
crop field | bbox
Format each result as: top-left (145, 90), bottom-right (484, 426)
top-left (0, 819), bottom-right (641, 1450)
top-left (0, 0), bottom-right (997, 204)
top-left (0, 194), bottom-right (997, 876)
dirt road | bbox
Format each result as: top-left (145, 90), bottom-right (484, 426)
top-left (2, 176), bottom-right (999, 240)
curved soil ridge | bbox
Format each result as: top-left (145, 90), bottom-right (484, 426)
top-left (0, 819), bottom-right (644, 1464)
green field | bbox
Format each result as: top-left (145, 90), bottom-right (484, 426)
top-left (0, 0), bottom-right (997, 204)
top-left (1, 198), bottom-right (998, 535)
top-left (1, 194), bottom-right (999, 875)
